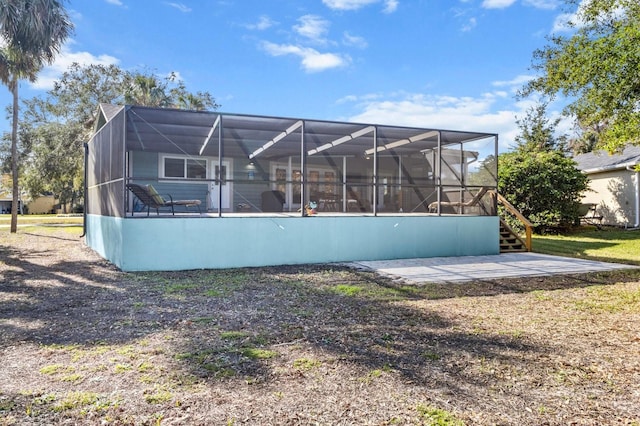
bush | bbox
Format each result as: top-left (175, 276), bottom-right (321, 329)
top-left (498, 150), bottom-right (589, 233)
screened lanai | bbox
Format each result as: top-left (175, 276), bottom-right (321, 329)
top-left (88, 104), bottom-right (498, 218)
top-left (86, 104), bottom-right (500, 271)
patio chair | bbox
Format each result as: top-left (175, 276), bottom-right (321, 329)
top-left (126, 183), bottom-right (201, 216)
top-left (578, 203), bottom-right (603, 228)
top-left (428, 187), bottom-right (489, 213)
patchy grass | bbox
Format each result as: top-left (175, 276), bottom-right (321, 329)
top-left (331, 284), bottom-right (363, 296)
top-left (241, 348), bottom-right (278, 360)
top-left (416, 404), bottom-right (465, 426)
top-left (52, 391), bottom-right (100, 412)
top-left (572, 284), bottom-right (640, 313)
top-left (137, 269), bottom-right (252, 298)
top-left (220, 330), bottom-right (250, 340)
top-left (143, 388), bottom-right (173, 405)
top-left (292, 358), bottom-right (322, 371)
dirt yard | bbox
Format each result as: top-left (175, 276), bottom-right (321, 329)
top-left (1, 227), bottom-right (639, 425)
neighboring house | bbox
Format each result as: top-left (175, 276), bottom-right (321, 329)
top-left (573, 145), bottom-right (640, 228)
top-left (0, 175), bottom-right (56, 214)
top-left (0, 191), bottom-right (55, 214)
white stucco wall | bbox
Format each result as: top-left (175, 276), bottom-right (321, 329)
top-left (582, 170), bottom-right (639, 227)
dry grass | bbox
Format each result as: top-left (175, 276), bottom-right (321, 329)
top-left (1, 227), bottom-right (639, 425)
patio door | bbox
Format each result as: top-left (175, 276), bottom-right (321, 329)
top-left (209, 159), bottom-right (232, 210)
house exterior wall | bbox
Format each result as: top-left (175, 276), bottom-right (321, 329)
top-left (86, 214), bottom-right (499, 272)
top-left (583, 170), bottom-right (639, 227)
top-left (129, 151), bottom-right (209, 211)
top-left (27, 195), bottom-right (55, 214)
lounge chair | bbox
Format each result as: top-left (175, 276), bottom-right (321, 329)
top-left (126, 183), bottom-right (201, 216)
top-left (428, 187), bottom-right (489, 213)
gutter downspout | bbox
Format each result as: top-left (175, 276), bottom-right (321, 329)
top-left (626, 165), bottom-right (640, 228)
top-left (80, 142), bottom-right (88, 238)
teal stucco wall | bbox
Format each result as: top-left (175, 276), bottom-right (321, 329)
top-left (85, 214), bottom-right (125, 268)
top-left (86, 214), bottom-right (500, 271)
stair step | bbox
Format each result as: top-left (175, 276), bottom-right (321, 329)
top-left (499, 222), bottom-right (527, 253)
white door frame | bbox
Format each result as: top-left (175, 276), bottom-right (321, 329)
top-left (209, 159), bottom-right (232, 210)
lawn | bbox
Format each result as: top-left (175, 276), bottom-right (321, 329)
top-left (1, 225), bottom-right (639, 424)
top-left (533, 227), bottom-right (640, 265)
top-left (0, 214), bottom-right (83, 227)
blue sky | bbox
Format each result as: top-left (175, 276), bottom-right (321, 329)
top-left (1, 0), bottom-right (581, 151)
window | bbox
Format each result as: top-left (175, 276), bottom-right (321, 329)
top-left (161, 155), bottom-right (207, 179)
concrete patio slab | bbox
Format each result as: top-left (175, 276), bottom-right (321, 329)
top-left (350, 252), bottom-right (637, 284)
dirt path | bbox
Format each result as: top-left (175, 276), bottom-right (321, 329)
top-left (1, 227), bottom-right (639, 425)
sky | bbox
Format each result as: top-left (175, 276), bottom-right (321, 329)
top-left (0, 0), bottom-right (581, 152)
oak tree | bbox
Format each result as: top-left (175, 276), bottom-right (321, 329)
top-left (521, 0), bottom-right (640, 153)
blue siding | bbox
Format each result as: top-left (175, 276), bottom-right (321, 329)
top-left (129, 153), bottom-right (298, 212)
top-left (131, 151), bottom-right (157, 178)
top-left (130, 151), bottom-right (208, 210)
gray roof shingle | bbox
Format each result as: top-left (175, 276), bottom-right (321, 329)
top-left (573, 145), bottom-right (640, 173)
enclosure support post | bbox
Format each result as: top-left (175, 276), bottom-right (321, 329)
top-left (373, 126), bottom-right (378, 216)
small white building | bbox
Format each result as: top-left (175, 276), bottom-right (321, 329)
top-left (573, 145), bottom-right (640, 228)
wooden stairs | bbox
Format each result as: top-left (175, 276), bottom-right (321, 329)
top-left (493, 191), bottom-right (533, 253)
top-left (499, 218), bottom-right (528, 253)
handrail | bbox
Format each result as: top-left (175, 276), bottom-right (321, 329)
top-left (490, 190), bottom-right (533, 252)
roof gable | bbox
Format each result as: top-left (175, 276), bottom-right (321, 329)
top-left (94, 103), bottom-right (125, 132)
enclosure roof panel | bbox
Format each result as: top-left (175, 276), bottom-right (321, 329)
top-left (111, 105), bottom-right (496, 156)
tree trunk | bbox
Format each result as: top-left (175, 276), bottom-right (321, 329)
top-left (10, 76), bottom-right (19, 233)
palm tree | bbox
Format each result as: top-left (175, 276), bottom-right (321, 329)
top-left (0, 0), bottom-right (72, 232)
top-left (124, 74), bottom-right (172, 108)
top-left (174, 92), bottom-right (206, 111)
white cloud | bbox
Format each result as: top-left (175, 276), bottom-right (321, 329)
top-left (341, 91), bottom-right (528, 151)
top-left (323, 0), bottom-right (377, 10)
top-left (552, 12), bottom-right (576, 32)
top-left (31, 45), bottom-right (120, 90)
top-left (383, 0), bottom-right (399, 13)
top-left (481, 0), bottom-right (516, 9)
top-left (68, 9), bottom-right (83, 21)
top-left (492, 74), bottom-right (535, 88)
top-left (322, 0), bottom-right (399, 13)
top-left (342, 31), bottom-right (368, 48)
top-left (294, 15), bottom-right (330, 43)
top-left (245, 15), bottom-right (277, 31)
top-left (524, 0), bottom-right (559, 10)
top-left (261, 42), bottom-right (350, 72)
top-left (165, 2), bottom-right (192, 13)
top-left (105, 0), bottom-right (123, 6)
top-left (341, 87), bottom-right (575, 152)
top-left (336, 94), bottom-right (360, 104)
top-left (461, 17), bottom-right (477, 32)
